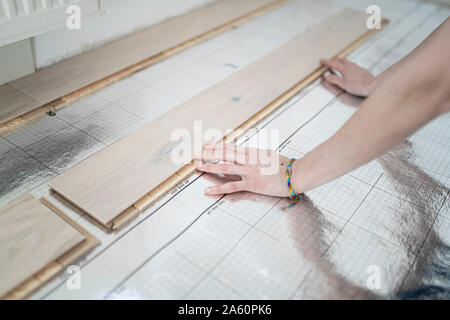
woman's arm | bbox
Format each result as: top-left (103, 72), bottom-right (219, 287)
top-left (291, 18), bottom-right (450, 194)
top-left (195, 18), bottom-right (450, 197)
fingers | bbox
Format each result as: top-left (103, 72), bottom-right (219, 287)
top-left (197, 149), bottom-right (245, 164)
top-left (320, 58), bottom-right (344, 73)
top-left (205, 181), bottom-right (247, 195)
top-left (203, 143), bottom-right (249, 155)
top-left (323, 73), bottom-right (343, 87)
top-left (196, 162), bottom-right (248, 176)
top-left (222, 174), bottom-right (242, 181)
top-left (195, 143), bottom-right (248, 164)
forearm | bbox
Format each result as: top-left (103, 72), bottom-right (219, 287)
top-left (367, 64), bottom-right (394, 95)
top-left (367, 19), bottom-right (450, 96)
top-left (367, 47), bottom-right (411, 95)
top-left (292, 19), bottom-right (450, 194)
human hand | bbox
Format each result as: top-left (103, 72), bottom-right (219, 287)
top-left (321, 58), bottom-right (375, 97)
top-left (194, 143), bottom-right (291, 197)
top-left (321, 79), bottom-right (365, 108)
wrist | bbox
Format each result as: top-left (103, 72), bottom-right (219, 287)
top-left (289, 158), bottom-right (304, 195)
top-left (290, 157), bottom-right (311, 194)
top-left (284, 158), bottom-right (303, 199)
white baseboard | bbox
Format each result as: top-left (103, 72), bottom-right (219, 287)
top-left (0, 39), bottom-right (35, 86)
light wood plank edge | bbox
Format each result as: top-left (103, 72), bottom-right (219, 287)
top-left (0, 0), bottom-right (289, 137)
top-left (103, 19), bottom-right (390, 231)
top-left (49, 189), bottom-right (115, 234)
top-left (1, 198), bottom-right (100, 300)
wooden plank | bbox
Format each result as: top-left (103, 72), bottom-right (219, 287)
top-left (0, 194), bottom-right (85, 298)
top-left (0, 0), bottom-right (287, 134)
top-left (11, 0), bottom-right (283, 102)
top-left (41, 198), bottom-right (100, 268)
top-left (1, 196), bottom-right (100, 300)
top-left (49, 9), bottom-right (376, 229)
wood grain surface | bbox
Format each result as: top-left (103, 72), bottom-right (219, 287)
top-left (0, 0), bottom-right (284, 127)
top-left (0, 194), bottom-right (85, 297)
top-left (49, 8), bottom-right (369, 227)
top-left (0, 84), bottom-right (41, 124)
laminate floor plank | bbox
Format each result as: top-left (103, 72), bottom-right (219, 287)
top-left (4, 0), bottom-right (282, 110)
top-left (0, 194), bottom-right (85, 297)
top-left (49, 9), bottom-right (369, 227)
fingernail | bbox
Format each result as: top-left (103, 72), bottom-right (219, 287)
top-left (205, 187), bottom-right (211, 194)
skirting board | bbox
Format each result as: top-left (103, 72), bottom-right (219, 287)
top-left (0, 0), bottom-right (288, 135)
top-left (1, 196), bottom-right (99, 300)
top-left (48, 9), bottom-right (389, 231)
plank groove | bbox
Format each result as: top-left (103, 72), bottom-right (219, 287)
top-left (49, 9), bottom-right (372, 228)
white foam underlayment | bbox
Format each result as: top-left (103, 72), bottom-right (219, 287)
top-left (0, 0), bottom-right (449, 299)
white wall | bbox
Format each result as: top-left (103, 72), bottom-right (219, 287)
top-left (31, 0), bottom-right (217, 69)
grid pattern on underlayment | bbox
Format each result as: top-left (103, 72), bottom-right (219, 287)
top-left (41, 0), bottom-right (450, 300)
top-left (0, 0), bottom-right (448, 300)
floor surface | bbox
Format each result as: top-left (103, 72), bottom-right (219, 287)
top-left (0, 0), bottom-right (449, 299)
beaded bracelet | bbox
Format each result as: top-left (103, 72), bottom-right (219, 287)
top-left (285, 158), bottom-right (303, 200)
